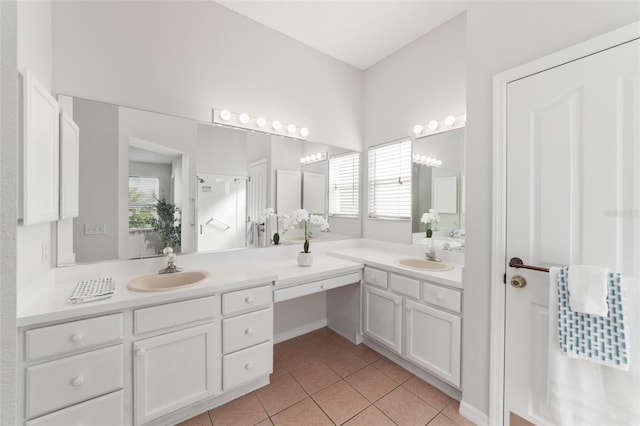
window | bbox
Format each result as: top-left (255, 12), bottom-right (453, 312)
top-left (329, 152), bottom-right (360, 217)
top-left (368, 140), bottom-right (412, 219)
top-left (128, 176), bottom-right (159, 230)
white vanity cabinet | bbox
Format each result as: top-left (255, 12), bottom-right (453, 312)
top-left (132, 296), bottom-right (221, 425)
top-left (363, 285), bottom-right (402, 354)
top-left (221, 284), bottom-right (273, 391)
top-left (20, 313), bottom-right (125, 425)
top-left (361, 265), bottom-right (462, 388)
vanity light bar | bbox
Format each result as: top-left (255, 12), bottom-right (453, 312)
top-left (300, 152), bottom-right (327, 164)
top-left (413, 112), bottom-right (466, 137)
top-left (212, 108), bottom-right (309, 140)
top-left (413, 154), bottom-right (442, 167)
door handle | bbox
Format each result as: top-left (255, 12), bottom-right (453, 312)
top-left (510, 275), bottom-right (527, 288)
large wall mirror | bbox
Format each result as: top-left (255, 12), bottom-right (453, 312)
top-left (58, 96), bottom-right (361, 266)
top-left (411, 127), bottom-right (465, 252)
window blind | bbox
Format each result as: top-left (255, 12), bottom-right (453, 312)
top-left (329, 152), bottom-right (360, 217)
top-left (128, 176), bottom-right (159, 230)
top-left (368, 140), bottom-right (412, 219)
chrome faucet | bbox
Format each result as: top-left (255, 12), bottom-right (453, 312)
top-left (425, 245), bottom-right (442, 262)
top-left (159, 247), bottom-right (181, 274)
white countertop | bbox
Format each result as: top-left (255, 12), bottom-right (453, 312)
top-left (328, 246), bottom-right (463, 289)
top-left (17, 254), bottom-right (363, 328)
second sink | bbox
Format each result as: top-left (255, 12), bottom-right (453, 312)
top-left (395, 258), bottom-right (454, 272)
top-left (128, 270), bottom-right (211, 292)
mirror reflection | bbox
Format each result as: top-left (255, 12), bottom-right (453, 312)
top-left (62, 97), bottom-right (360, 266)
top-left (412, 127), bottom-right (465, 251)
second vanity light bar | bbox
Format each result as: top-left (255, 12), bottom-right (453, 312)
top-left (212, 108), bottom-right (309, 140)
top-left (413, 112), bottom-right (466, 137)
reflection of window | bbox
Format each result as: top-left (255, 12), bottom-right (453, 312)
top-left (368, 140), bottom-right (412, 220)
top-left (329, 152), bottom-right (360, 217)
top-left (128, 176), bottom-right (158, 230)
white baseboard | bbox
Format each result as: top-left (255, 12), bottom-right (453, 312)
top-left (273, 318), bottom-right (327, 344)
top-left (459, 400), bottom-right (489, 426)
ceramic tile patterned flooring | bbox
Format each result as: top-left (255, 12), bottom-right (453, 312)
top-left (178, 327), bottom-right (475, 426)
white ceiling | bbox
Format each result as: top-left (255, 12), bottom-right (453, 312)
top-left (215, 1), bottom-right (466, 70)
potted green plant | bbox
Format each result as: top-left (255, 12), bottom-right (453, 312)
top-left (152, 198), bottom-right (181, 252)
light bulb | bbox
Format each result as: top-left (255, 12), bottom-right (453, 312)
top-left (287, 124), bottom-right (296, 134)
top-left (444, 115), bottom-right (456, 126)
top-left (305, 156), bottom-right (311, 162)
top-left (239, 113), bottom-right (250, 124)
top-left (316, 153), bottom-right (322, 159)
top-left (310, 154), bottom-right (317, 161)
top-left (300, 127), bottom-right (309, 137)
top-left (220, 109), bottom-right (231, 121)
top-left (256, 117), bottom-right (266, 127)
top-left (428, 120), bottom-right (439, 130)
top-left (272, 120), bottom-right (282, 130)
top-left (426, 157), bottom-right (432, 162)
top-left (300, 157), bottom-right (305, 163)
top-left (436, 160), bottom-right (442, 166)
top-left (414, 154), bottom-right (420, 161)
top-left (413, 124), bottom-right (423, 135)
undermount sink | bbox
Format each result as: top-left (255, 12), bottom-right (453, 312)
top-left (395, 258), bottom-right (454, 272)
top-left (127, 270), bottom-right (211, 292)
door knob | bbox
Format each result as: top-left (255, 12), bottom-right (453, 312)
top-left (510, 275), bottom-right (527, 288)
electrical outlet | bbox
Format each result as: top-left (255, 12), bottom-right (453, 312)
top-left (84, 223), bottom-right (106, 235)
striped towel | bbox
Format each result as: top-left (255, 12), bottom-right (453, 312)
top-left (556, 266), bottom-right (629, 370)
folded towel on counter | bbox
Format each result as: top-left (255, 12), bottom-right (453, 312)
top-left (567, 265), bottom-right (609, 316)
top-left (548, 267), bottom-right (638, 425)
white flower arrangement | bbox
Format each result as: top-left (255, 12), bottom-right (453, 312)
top-left (291, 208), bottom-right (329, 253)
top-left (420, 208), bottom-right (440, 237)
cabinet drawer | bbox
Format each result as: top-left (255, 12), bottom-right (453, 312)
top-left (222, 285), bottom-right (271, 316)
top-left (26, 345), bottom-right (123, 419)
top-left (274, 272), bottom-right (361, 302)
top-left (422, 282), bottom-right (461, 313)
top-left (134, 296), bottom-right (218, 335)
top-left (26, 390), bottom-right (123, 426)
top-left (25, 314), bottom-right (123, 362)
top-left (389, 274), bottom-right (420, 299)
top-left (223, 308), bottom-right (273, 354)
top-left (223, 341), bottom-right (272, 390)
top-left (364, 267), bottom-right (387, 288)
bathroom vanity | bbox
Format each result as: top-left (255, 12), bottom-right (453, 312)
top-left (16, 241), bottom-right (462, 425)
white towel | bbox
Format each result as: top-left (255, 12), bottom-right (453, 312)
top-left (547, 267), bottom-right (639, 425)
top-left (568, 265), bottom-right (609, 316)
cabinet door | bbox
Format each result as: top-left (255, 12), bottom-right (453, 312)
top-left (21, 69), bottom-right (60, 225)
top-left (405, 299), bottom-right (460, 387)
top-left (133, 323), bottom-right (221, 425)
top-left (59, 110), bottom-right (79, 219)
top-left (363, 285), bottom-right (402, 354)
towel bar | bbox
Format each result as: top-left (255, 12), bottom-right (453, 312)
top-left (509, 257), bottom-right (550, 273)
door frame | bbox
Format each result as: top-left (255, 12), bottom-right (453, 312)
top-left (489, 21), bottom-right (640, 425)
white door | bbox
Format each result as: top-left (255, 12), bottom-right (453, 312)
top-left (504, 39), bottom-right (639, 425)
top-left (363, 285), bottom-right (402, 354)
top-left (247, 159), bottom-right (267, 223)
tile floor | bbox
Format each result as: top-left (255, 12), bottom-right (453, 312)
top-left (179, 327), bottom-right (475, 426)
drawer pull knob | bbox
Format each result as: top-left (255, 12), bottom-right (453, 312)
top-left (245, 296), bottom-right (254, 304)
top-left (436, 294), bottom-right (444, 302)
top-left (321, 284), bottom-right (325, 289)
top-left (245, 328), bottom-right (252, 335)
top-left (69, 333), bottom-right (83, 343)
top-left (70, 376), bottom-right (84, 386)
top-left (136, 349), bottom-right (146, 357)
top-left (245, 363), bottom-right (253, 371)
